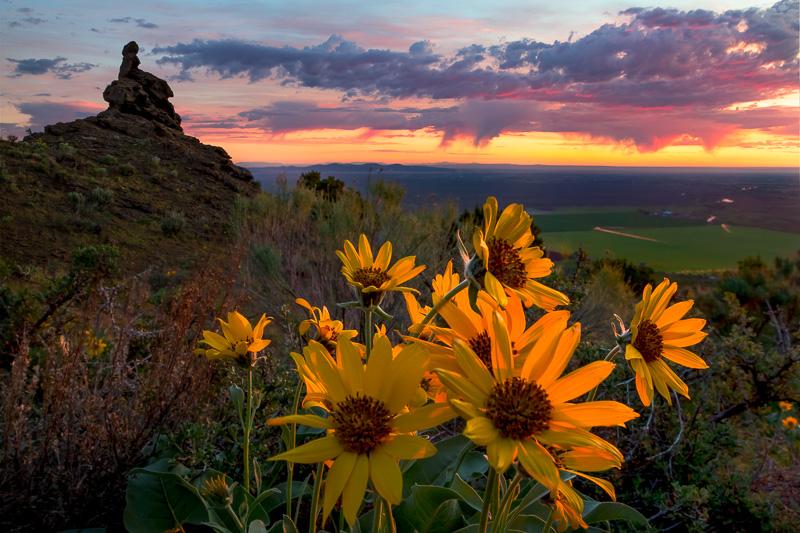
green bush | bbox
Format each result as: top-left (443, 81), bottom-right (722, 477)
top-left (161, 210), bottom-right (186, 236)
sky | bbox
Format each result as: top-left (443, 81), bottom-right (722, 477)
top-left (1, 0), bottom-right (798, 166)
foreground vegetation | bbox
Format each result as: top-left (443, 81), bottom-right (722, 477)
top-left (1, 176), bottom-right (798, 531)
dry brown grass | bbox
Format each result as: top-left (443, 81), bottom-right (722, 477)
top-left (0, 267), bottom-right (238, 531)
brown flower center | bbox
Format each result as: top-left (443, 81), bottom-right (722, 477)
top-left (487, 237), bottom-right (527, 289)
top-left (486, 377), bottom-right (552, 440)
top-left (352, 267), bottom-right (390, 289)
top-left (633, 319), bottom-right (663, 363)
top-left (331, 394), bottom-right (393, 454)
top-left (469, 331), bottom-right (493, 370)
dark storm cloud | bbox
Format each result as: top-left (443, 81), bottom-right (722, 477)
top-left (6, 57), bottom-right (96, 79)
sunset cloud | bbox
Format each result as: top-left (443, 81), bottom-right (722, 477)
top-left (156, 0), bottom-right (798, 150)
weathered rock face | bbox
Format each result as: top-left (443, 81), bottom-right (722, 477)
top-left (102, 41), bottom-right (182, 130)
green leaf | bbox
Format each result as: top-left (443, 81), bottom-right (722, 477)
top-left (582, 501), bottom-right (649, 526)
top-left (450, 474), bottom-right (483, 512)
top-left (266, 515), bottom-right (298, 533)
top-left (230, 385), bottom-right (244, 415)
top-left (248, 519), bottom-right (268, 533)
top-left (245, 487), bottom-right (282, 525)
top-left (123, 463), bottom-right (209, 533)
top-left (403, 434), bottom-right (472, 493)
top-left (394, 485), bottom-right (468, 533)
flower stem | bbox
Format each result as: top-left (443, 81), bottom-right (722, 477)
top-left (372, 496), bottom-right (384, 533)
top-left (309, 462), bottom-right (324, 533)
top-left (479, 468), bottom-right (498, 533)
top-left (542, 508), bottom-right (554, 532)
top-left (414, 279), bottom-right (470, 336)
top-left (225, 503), bottom-right (245, 532)
top-left (364, 308), bottom-right (374, 358)
top-left (287, 378), bottom-right (303, 516)
top-left (494, 472), bottom-right (523, 532)
top-left (587, 344), bottom-right (621, 402)
top-left (243, 367), bottom-right (253, 494)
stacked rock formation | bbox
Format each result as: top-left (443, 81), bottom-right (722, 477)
top-left (102, 41), bottom-right (182, 130)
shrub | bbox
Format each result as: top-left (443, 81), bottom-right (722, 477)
top-left (87, 187), bottom-right (114, 211)
top-left (161, 210), bottom-right (186, 236)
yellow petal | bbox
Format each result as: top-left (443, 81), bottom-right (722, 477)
top-left (662, 347), bottom-right (708, 369)
top-left (307, 342), bottom-right (347, 404)
top-left (448, 398), bottom-right (484, 420)
top-left (484, 271), bottom-right (508, 308)
top-left (358, 234), bottom-right (374, 268)
top-left (567, 469), bottom-right (616, 501)
top-left (381, 434), bottom-right (437, 460)
top-left (452, 338), bottom-right (494, 394)
top-left (369, 447), bottom-right (403, 504)
top-left (487, 438), bottom-right (517, 473)
top-left (631, 359), bottom-right (653, 406)
top-left (662, 331), bottom-right (707, 347)
top-left (651, 359), bottom-right (690, 399)
top-left (490, 311), bottom-right (514, 382)
top-left (202, 330), bottom-right (230, 351)
top-left (392, 403), bottom-right (455, 432)
top-left (322, 452), bottom-right (357, 523)
top-left (435, 369), bottom-right (489, 406)
top-left (375, 241), bottom-right (392, 270)
top-left (337, 336), bottom-right (364, 395)
top-left (561, 447), bottom-right (622, 472)
top-left (464, 416), bottom-right (499, 446)
top-left (269, 435), bottom-right (342, 464)
top-left (518, 439), bottom-right (560, 491)
top-left (385, 343), bottom-right (428, 412)
top-left (538, 323), bottom-right (581, 387)
top-left (267, 414), bottom-right (332, 429)
top-left (342, 454), bottom-right (369, 527)
top-left (365, 335), bottom-right (393, 400)
top-left (552, 401), bottom-right (639, 428)
top-left (655, 300), bottom-right (693, 328)
top-left (546, 361), bottom-right (616, 405)
top-left (521, 319), bottom-right (565, 383)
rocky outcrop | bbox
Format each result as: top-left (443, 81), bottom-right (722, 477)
top-left (27, 41), bottom-right (254, 187)
top-left (102, 41), bottom-right (182, 130)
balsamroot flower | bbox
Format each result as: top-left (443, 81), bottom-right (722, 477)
top-left (196, 311), bottom-right (271, 367)
top-left (470, 196), bottom-right (569, 310)
top-left (268, 334), bottom-right (454, 526)
top-left (624, 278), bottom-right (708, 406)
top-left (337, 234), bottom-right (425, 307)
top-left (435, 311), bottom-right (637, 495)
top-left (296, 297), bottom-right (357, 350)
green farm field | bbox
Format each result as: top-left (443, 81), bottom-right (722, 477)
top-left (536, 210), bottom-right (799, 271)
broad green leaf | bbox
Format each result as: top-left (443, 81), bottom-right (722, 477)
top-left (394, 485), bottom-right (469, 532)
top-left (248, 519), bottom-right (268, 533)
top-left (123, 465), bottom-right (209, 533)
top-left (403, 434), bottom-right (472, 493)
top-left (582, 501), bottom-right (649, 527)
top-left (457, 450), bottom-right (489, 480)
top-left (450, 474), bottom-right (483, 512)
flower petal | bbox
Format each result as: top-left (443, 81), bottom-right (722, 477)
top-left (369, 447), bottom-right (403, 504)
top-left (662, 347), bottom-right (709, 369)
top-left (269, 435), bottom-right (342, 464)
top-left (322, 452), bottom-right (357, 523)
top-left (518, 439), bottom-right (560, 491)
top-left (392, 403), bottom-right (455, 432)
top-left (381, 434), bottom-right (436, 460)
top-left (464, 416), bottom-right (499, 446)
top-left (342, 454), bottom-right (369, 527)
top-left (546, 361), bottom-right (615, 405)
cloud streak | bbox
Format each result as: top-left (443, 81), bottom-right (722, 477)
top-left (6, 57), bottom-right (96, 79)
